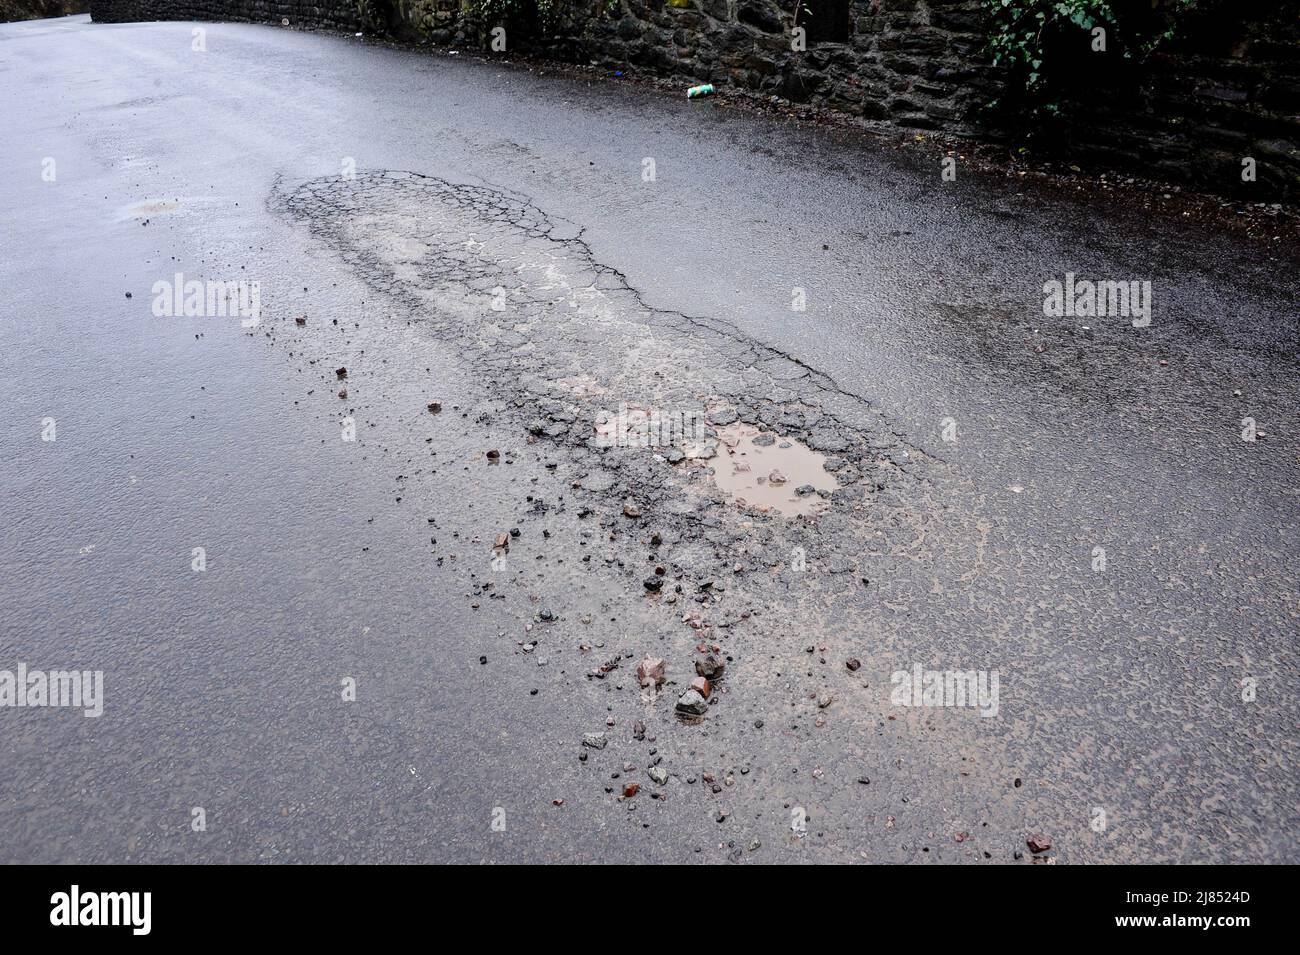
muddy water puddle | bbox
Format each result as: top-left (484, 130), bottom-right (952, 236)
top-left (710, 424), bottom-right (838, 517)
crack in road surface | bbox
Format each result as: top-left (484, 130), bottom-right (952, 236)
top-left (276, 169), bottom-right (989, 588)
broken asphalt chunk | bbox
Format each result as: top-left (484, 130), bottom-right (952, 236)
top-left (695, 656), bottom-right (724, 679)
top-left (676, 689), bottom-right (708, 716)
top-left (636, 656), bottom-right (666, 687)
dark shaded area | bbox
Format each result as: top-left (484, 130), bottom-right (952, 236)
top-left (1, 0), bottom-right (87, 22)
top-left (996, 0), bottom-right (1300, 200)
top-left (797, 0), bottom-right (849, 46)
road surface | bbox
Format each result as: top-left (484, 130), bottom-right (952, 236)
top-left (1, 15), bottom-right (1296, 863)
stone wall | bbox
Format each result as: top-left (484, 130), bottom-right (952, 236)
top-left (2, 1), bottom-right (89, 23)
top-left (582, 0), bottom-right (1001, 134)
top-left (1050, 2), bottom-right (1300, 200)
top-left (90, 0), bottom-right (364, 31)
top-left (89, 0), bottom-right (1300, 200)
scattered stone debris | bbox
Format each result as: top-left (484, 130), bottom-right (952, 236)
top-left (676, 689), bottom-right (708, 715)
top-left (335, 367), bottom-right (347, 379)
top-left (845, 658), bottom-right (861, 671)
top-left (294, 315), bottom-right (306, 326)
top-left (1026, 834), bottom-right (1051, 854)
top-left (272, 168), bottom-right (1073, 845)
top-left (695, 656), bottom-right (724, 679)
top-left (636, 656), bottom-right (666, 687)
top-left (588, 657), bottom-right (620, 679)
top-left (486, 448), bottom-right (500, 461)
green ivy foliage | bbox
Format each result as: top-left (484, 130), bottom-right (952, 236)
top-left (469, 0), bottom-right (568, 33)
top-left (984, 0), bottom-right (1208, 120)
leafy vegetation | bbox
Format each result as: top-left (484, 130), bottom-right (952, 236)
top-left (984, 0), bottom-right (1209, 121)
top-left (468, 0), bottom-right (570, 34)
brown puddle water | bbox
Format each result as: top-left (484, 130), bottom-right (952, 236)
top-left (709, 424), bottom-right (838, 517)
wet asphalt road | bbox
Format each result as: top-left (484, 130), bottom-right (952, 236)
top-left (0, 15), bottom-right (1296, 864)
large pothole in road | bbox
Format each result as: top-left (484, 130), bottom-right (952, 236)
top-left (262, 168), bottom-right (1014, 859)
top-left (272, 169), bottom-right (939, 550)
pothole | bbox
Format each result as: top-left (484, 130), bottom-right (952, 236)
top-left (709, 424), bottom-right (838, 517)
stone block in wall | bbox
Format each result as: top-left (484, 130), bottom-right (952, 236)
top-left (878, 31), bottom-right (945, 56)
top-left (860, 98), bottom-right (889, 119)
top-left (699, 0), bottom-right (728, 20)
top-left (880, 54), bottom-right (920, 75)
top-left (669, 11), bottom-right (707, 30)
top-left (779, 68), bottom-right (824, 101)
top-left (736, 0), bottom-right (782, 34)
top-left (922, 100), bottom-right (958, 121)
top-left (854, 15), bottom-right (880, 36)
top-left (930, 7), bottom-right (980, 32)
top-left (894, 112), bottom-right (940, 130)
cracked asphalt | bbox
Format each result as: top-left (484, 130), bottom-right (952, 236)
top-left (1, 15), bottom-right (1296, 864)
